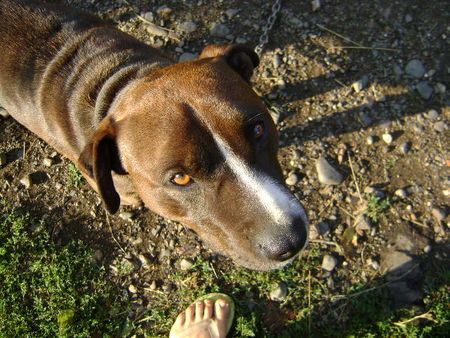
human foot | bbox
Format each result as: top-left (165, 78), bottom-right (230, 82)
top-left (169, 293), bottom-right (234, 338)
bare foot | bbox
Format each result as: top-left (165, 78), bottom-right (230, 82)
top-left (169, 296), bottom-right (233, 338)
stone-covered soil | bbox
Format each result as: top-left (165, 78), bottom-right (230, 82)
top-left (0, 0), bottom-right (448, 336)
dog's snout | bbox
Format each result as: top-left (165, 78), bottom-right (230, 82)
top-left (261, 219), bottom-right (308, 262)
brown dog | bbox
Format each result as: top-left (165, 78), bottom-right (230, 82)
top-left (0, 0), bottom-right (308, 270)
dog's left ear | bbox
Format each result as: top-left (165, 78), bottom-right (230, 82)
top-left (199, 44), bottom-right (259, 82)
top-left (78, 118), bottom-right (126, 214)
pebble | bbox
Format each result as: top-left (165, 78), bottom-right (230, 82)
top-left (316, 221), bottom-right (330, 236)
top-left (367, 258), bottom-right (380, 270)
top-left (411, 123), bottom-right (425, 133)
top-left (435, 82), bottom-right (446, 94)
top-left (382, 133), bottom-right (393, 144)
top-left (128, 284), bottom-right (138, 294)
top-left (366, 136), bottom-right (375, 145)
top-left (405, 59), bottom-right (426, 78)
top-left (149, 280), bottom-right (157, 290)
top-left (210, 23), bottom-right (230, 38)
top-left (141, 11), bottom-right (154, 22)
top-left (269, 282), bottom-right (288, 301)
top-left (431, 207), bottom-right (446, 223)
top-left (179, 52), bottom-right (197, 62)
top-left (225, 9), bottom-right (239, 19)
top-left (178, 21), bottom-right (197, 34)
top-left (404, 14), bottom-right (413, 23)
top-left (352, 75), bottom-right (369, 93)
top-left (0, 153), bottom-right (6, 166)
top-left (355, 214), bottom-right (371, 232)
top-left (92, 249), bottom-right (103, 263)
top-left (416, 82), bottom-right (433, 99)
top-left (180, 258), bottom-right (194, 271)
top-left (0, 107), bottom-right (9, 118)
top-left (433, 121), bottom-right (447, 133)
top-left (316, 157), bottom-right (344, 185)
top-left (119, 211), bottom-right (134, 222)
top-left (43, 157), bottom-right (54, 167)
top-left (400, 142), bottom-right (411, 154)
top-left (425, 109), bottom-right (439, 119)
top-left (322, 254), bottom-right (338, 271)
top-left (285, 172), bottom-right (298, 186)
top-left (395, 188), bottom-right (408, 198)
top-left (156, 5), bottom-right (172, 16)
top-left (423, 245), bottom-right (432, 254)
top-left (20, 174), bottom-right (33, 188)
top-left (311, 0), bottom-right (321, 11)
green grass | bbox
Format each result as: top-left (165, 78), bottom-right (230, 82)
top-left (0, 200), bottom-right (130, 337)
top-left (67, 164), bottom-right (85, 187)
top-left (1, 199), bottom-right (448, 337)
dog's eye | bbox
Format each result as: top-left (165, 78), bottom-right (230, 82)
top-left (253, 122), bottom-right (265, 139)
top-left (171, 172), bottom-right (192, 186)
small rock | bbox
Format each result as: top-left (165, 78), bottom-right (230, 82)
top-left (55, 182), bottom-right (63, 190)
top-left (156, 5), bottom-right (172, 16)
top-left (399, 142), bottom-right (411, 154)
top-left (149, 280), bottom-right (157, 290)
top-left (92, 249), bottom-right (103, 263)
top-left (433, 121), bottom-right (447, 133)
top-left (322, 254), bottom-right (338, 271)
top-left (411, 123), bottom-right (425, 133)
top-left (235, 37), bottom-right (247, 44)
top-left (367, 257), bottom-right (380, 270)
top-left (352, 75), bottom-right (369, 93)
top-left (285, 172), bottom-right (298, 186)
top-left (269, 282), bottom-right (288, 301)
top-left (395, 188), bottom-right (408, 198)
top-left (416, 82), bottom-right (433, 99)
top-left (311, 0), bottom-right (321, 11)
top-left (178, 21), bottom-right (197, 34)
top-left (142, 11), bottom-right (154, 22)
top-left (425, 109), bottom-right (439, 119)
top-left (316, 221), bottom-right (330, 236)
top-left (404, 14), bottom-right (413, 23)
top-left (0, 153), bottom-right (6, 166)
top-left (364, 186), bottom-right (376, 194)
top-left (423, 245), bottom-right (432, 254)
top-left (180, 258), bottom-right (194, 271)
top-left (119, 211), bottom-right (134, 222)
top-left (316, 157), bottom-right (344, 185)
top-left (210, 22), bottom-right (230, 38)
top-left (0, 107), bottom-right (9, 118)
top-left (382, 133), bottom-right (393, 144)
top-left (272, 54), bottom-right (282, 68)
top-left (128, 284), bottom-right (138, 294)
top-left (435, 82), bottom-right (446, 94)
top-left (405, 59), bottom-right (426, 78)
top-left (20, 174), bottom-right (33, 188)
top-left (431, 207), bottom-right (447, 223)
top-left (366, 136), bottom-right (375, 145)
top-left (138, 254), bottom-right (150, 267)
top-left (179, 52), bottom-right (197, 62)
top-left (225, 9), bottom-right (239, 19)
top-left (43, 157), bottom-right (54, 167)
top-left (355, 214), bottom-right (371, 232)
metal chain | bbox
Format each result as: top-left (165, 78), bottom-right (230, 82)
top-left (255, 0), bottom-right (283, 55)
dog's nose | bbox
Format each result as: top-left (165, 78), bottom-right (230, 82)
top-left (261, 219), bottom-right (308, 261)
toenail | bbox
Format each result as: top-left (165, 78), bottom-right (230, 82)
top-left (219, 301), bottom-right (228, 308)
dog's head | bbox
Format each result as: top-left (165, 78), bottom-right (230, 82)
top-left (80, 44), bottom-right (308, 270)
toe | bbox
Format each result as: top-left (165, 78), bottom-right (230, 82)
top-left (215, 299), bottom-right (229, 321)
top-left (195, 301), bottom-right (205, 322)
top-left (185, 304), bottom-right (196, 325)
top-left (174, 311), bottom-right (186, 327)
top-left (203, 298), bottom-right (214, 320)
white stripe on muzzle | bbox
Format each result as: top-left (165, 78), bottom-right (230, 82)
top-left (212, 134), bottom-right (306, 226)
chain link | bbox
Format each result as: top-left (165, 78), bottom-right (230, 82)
top-left (255, 0), bottom-right (282, 55)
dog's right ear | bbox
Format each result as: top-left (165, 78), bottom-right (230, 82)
top-left (78, 118), bottom-right (125, 214)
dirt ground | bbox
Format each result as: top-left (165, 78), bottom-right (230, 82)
top-left (0, 0), bottom-right (448, 335)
